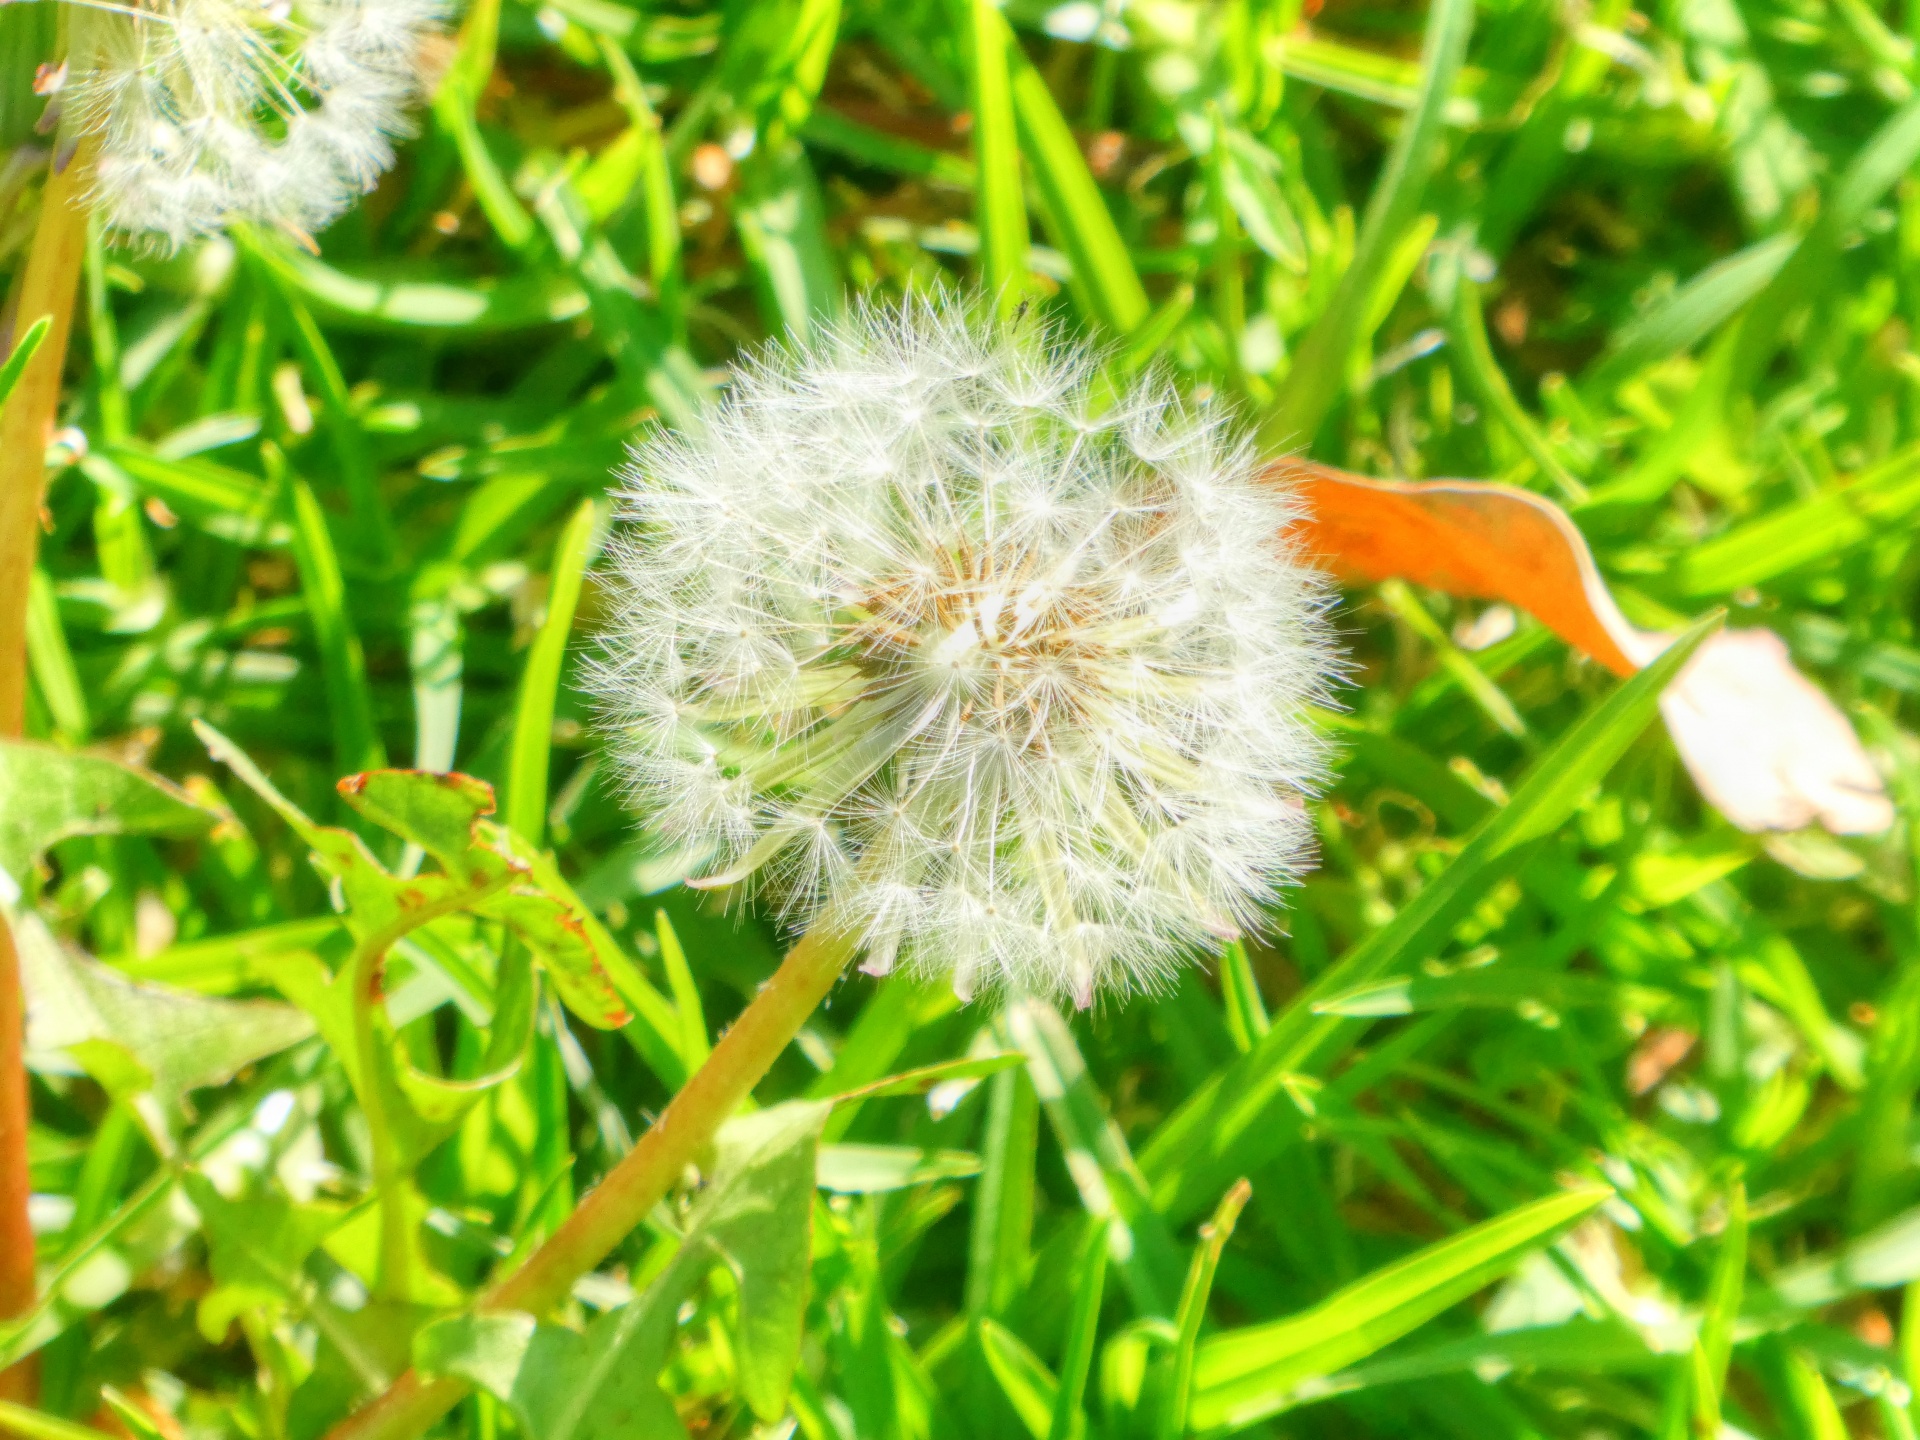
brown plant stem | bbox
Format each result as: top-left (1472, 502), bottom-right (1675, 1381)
top-left (323, 919), bottom-right (858, 1440)
top-left (0, 926), bottom-right (32, 1408)
top-left (0, 138), bottom-right (94, 1407)
top-left (1, 143), bottom-right (91, 736)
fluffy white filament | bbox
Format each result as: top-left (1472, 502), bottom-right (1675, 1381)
top-left (62, 0), bottom-right (443, 249)
top-left (594, 298), bottom-right (1337, 1008)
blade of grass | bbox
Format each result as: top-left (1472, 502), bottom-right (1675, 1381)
top-left (1207, 105), bottom-right (1251, 394)
top-left (264, 269), bottom-right (395, 569)
top-left (1011, 48), bottom-right (1148, 334)
top-left (1142, 613), bottom-right (1721, 1221)
top-left (24, 567), bottom-right (87, 743)
top-left (1187, 1184), bottom-right (1611, 1430)
top-left (738, 145), bottom-right (843, 337)
top-left (1376, 578), bottom-right (1528, 739)
top-left (1156, 1179), bottom-right (1252, 1440)
top-left (979, 1317), bottom-right (1059, 1438)
top-left (1007, 998), bottom-right (1185, 1315)
top-left (1264, 0), bottom-right (1474, 448)
top-left (0, 1399), bottom-right (107, 1440)
top-left (1774, 1343), bottom-right (1849, 1440)
top-left (599, 36), bottom-right (685, 330)
top-left (433, 0), bottom-right (537, 250)
top-left (1579, 232), bottom-right (1797, 398)
top-left (968, 0), bottom-right (1028, 313)
top-left (1691, 1177), bottom-right (1746, 1437)
top-left (1670, 439), bottom-right (1920, 596)
top-left (967, 1037), bottom-right (1039, 1321)
top-left (289, 475), bottom-right (385, 781)
top-left (969, 1043), bottom-right (1041, 1432)
top-left (1219, 941), bottom-right (1270, 1055)
top-left (1585, 94), bottom-right (1920, 514)
top-left (503, 499), bottom-right (604, 848)
top-left (655, 908), bottom-right (710, 1072)
top-left (83, 219), bottom-right (152, 604)
top-left (0, 317), bottom-right (48, 411)
top-left (1047, 1216), bottom-right (1111, 1440)
top-left (1445, 273), bottom-right (1587, 503)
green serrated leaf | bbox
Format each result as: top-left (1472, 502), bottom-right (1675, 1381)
top-left (18, 912), bottom-right (314, 1114)
top-left (416, 1099), bottom-right (828, 1431)
top-left (0, 740), bottom-right (218, 892)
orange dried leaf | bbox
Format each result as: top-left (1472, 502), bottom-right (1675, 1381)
top-left (1274, 460), bottom-right (1644, 676)
top-left (1274, 461), bottom-right (1893, 837)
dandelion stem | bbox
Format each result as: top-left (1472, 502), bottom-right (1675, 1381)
top-left (322, 917), bottom-right (860, 1440)
top-left (0, 136), bottom-right (95, 1407)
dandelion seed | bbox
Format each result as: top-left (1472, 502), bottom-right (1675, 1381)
top-left (59, 0), bottom-right (444, 250)
top-left (593, 296), bottom-right (1339, 1008)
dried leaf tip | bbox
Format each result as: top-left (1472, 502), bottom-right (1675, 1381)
top-left (592, 295), bottom-right (1341, 1009)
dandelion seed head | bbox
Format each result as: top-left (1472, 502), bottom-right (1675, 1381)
top-left (593, 296), bottom-right (1339, 1008)
top-left (63, 0), bottom-right (444, 250)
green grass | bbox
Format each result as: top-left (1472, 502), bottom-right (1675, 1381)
top-left (5, 0), bottom-right (1920, 1435)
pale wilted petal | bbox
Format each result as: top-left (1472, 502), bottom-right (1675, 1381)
top-left (1659, 628), bottom-right (1893, 836)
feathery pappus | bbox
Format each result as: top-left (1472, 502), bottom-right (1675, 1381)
top-left (593, 297), bottom-right (1339, 1008)
top-left (55, 0), bottom-right (444, 249)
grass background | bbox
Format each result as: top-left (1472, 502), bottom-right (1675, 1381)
top-left (6, 0), bottom-right (1920, 1433)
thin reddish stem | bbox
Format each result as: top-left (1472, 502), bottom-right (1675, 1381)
top-left (0, 137), bottom-right (96, 1407)
top-left (323, 919), bottom-right (857, 1440)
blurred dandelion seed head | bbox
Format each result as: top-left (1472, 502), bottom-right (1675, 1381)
top-left (593, 296), bottom-right (1338, 1008)
top-left (62, 0), bottom-right (445, 250)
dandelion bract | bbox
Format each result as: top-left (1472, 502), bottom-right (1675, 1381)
top-left (594, 298), bottom-right (1338, 1007)
top-left (62, 0), bottom-right (444, 249)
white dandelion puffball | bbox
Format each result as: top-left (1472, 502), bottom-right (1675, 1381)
top-left (594, 299), bottom-right (1337, 1009)
top-left (62, 0), bottom-right (444, 249)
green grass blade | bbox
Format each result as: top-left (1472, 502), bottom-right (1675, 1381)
top-left (0, 1399), bottom-right (114, 1440)
top-left (1671, 439), bottom-right (1920, 596)
top-left (599, 36), bottom-right (685, 327)
top-left (262, 264), bottom-right (394, 567)
top-left (1445, 275), bottom-right (1587, 503)
top-left (738, 145), bottom-right (843, 337)
top-left (1774, 1343), bottom-right (1850, 1440)
top-left (0, 314), bottom-right (49, 409)
top-left (1047, 1216), bottom-right (1111, 1440)
top-left (655, 908), bottom-right (711, 1071)
top-left (504, 498), bottom-right (605, 847)
top-left (1691, 1177), bottom-right (1746, 1435)
top-left (1580, 232), bottom-right (1796, 397)
top-left (1142, 613), bottom-right (1721, 1221)
top-left (406, 587), bottom-right (464, 774)
top-left (1007, 998), bottom-right (1186, 1315)
top-left (1187, 1184), bottom-right (1611, 1430)
top-left (289, 477), bottom-right (385, 779)
top-left (1011, 54), bottom-right (1148, 334)
top-left (1376, 578), bottom-right (1528, 739)
top-left (808, 978), bottom-right (959, 1140)
top-left (1264, 0), bottom-right (1474, 447)
top-left (433, 0), bottom-right (538, 249)
top-left (968, 0), bottom-right (1028, 313)
top-left (979, 1316), bottom-right (1060, 1439)
top-left (1219, 941), bottom-right (1269, 1054)
top-left (967, 1042), bottom-right (1039, 1321)
top-left (804, 106), bottom-right (976, 188)
top-left (25, 566), bottom-right (88, 742)
top-left (1156, 1178), bottom-right (1251, 1440)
